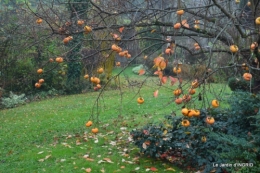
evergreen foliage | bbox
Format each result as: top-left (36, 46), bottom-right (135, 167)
top-left (65, 0), bottom-right (90, 94)
top-left (228, 77), bottom-right (251, 91)
top-left (131, 91), bottom-right (260, 173)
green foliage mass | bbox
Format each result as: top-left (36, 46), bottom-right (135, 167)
top-left (65, 0), bottom-right (90, 94)
top-left (131, 91), bottom-right (260, 173)
top-left (228, 77), bottom-right (251, 92)
top-left (9, 58), bottom-right (34, 93)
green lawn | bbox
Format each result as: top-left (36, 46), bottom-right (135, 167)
top-left (0, 68), bottom-right (232, 173)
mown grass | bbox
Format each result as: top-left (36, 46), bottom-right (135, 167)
top-left (0, 67), bottom-right (232, 173)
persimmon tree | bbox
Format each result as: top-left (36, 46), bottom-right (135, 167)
top-left (1, 0), bottom-right (260, 111)
top-left (83, 0), bottom-right (260, 117)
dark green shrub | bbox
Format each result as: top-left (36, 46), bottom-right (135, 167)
top-left (26, 88), bottom-right (64, 102)
top-left (5, 58), bottom-right (34, 93)
top-left (131, 110), bottom-right (224, 172)
top-left (228, 77), bottom-right (251, 91)
top-left (131, 91), bottom-right (260, 173)
top-left (218, 91), bottom-right (260, 173)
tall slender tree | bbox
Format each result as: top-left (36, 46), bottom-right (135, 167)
top-left (65, 0), bottom-right (90, 93)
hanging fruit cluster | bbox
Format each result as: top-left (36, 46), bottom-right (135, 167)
top-left (85, 121), bottom-right (98, 134)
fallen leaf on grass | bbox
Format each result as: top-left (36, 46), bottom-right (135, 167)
top-left (132, 157), bottom-right (140, 161)
top-left (102, 123), bottom-right (110, 127)
top-left (38, 154), bottom-right (51, 162)
top-left (123, 154), bottom-right (129, 157)
top-left (83, 132), bottom-right (88, 137)
top-left (85, 168), bottom-right (91, 172)
top-left (128, 136), bottom-right (133, 142)
top-left (122, 159), bottom-right (134, 164)
top-left (38, 151), bottom-right (44, 154)
top-left (66, 135), bottom-right (72, 139)
top-left (135, 167), bottom-right (140, 170)
top-left (120, 127), bottom-right (127, 131)
top-left (83, 155), bottom-right (93, 162)
top-left (109, 141), bottom-right (116, 146)
top-left (45, 154), bottom-right (51, 159)
top-left (83, 154), bottom-right (89, 159)
top-left (38, 159), bottom-right (45, 162)
top-left (103, 158), bottom-right (114, 163)
top-left (76, 139), bottom-right (82, 145)
top-left (106, 131), bottom-right (114, 135)
top-left (85, 158), bottom-right (94, 162)
top-left (98, 160), bottom-right (106, 164)
top-left (61, 143), bottom-right (72, 148)
top-left (100, 168), bottom-right (105, 173)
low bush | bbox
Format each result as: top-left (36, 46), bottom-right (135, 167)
top-left (1, 91), bottom-right (27, 109)
top-left (26, 88), bottom-right (64, 102)
top-left (131, 91), bottom-right (260, 173)
top-left (228, 77), bottom-right (251, 92)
